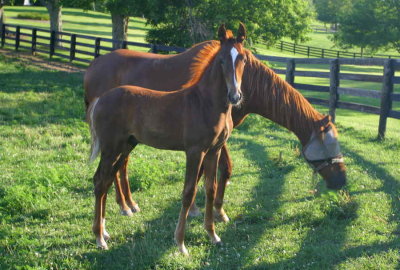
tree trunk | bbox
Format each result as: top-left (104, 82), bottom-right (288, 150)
top-left (360, 47), bottom-right (364, 58)
top-left (111, 12), bottom-right (129, 49)
top-left (0, 1), bottom-right (5, 36)
top-left (41, 0), bottom-right (62, 46)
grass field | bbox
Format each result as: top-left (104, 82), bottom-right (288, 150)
top-left (1, 6), bottom-right (400, 270)
top-left (1, 39), bottom-right (400, 269)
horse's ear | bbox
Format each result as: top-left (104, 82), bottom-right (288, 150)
top-left (218, 24), bottom-right (228, 42)
top-left (237, 22), bottom-right (246, 43)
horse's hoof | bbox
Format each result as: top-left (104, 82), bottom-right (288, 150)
top-left (131, 204), bottom-right (140, 213)
top-left (188, 205), bottom-right (202, 217)
top-left (214, 240), bottom-right (223, 247)
top-left (96, 238), bottom-right (108, 250)
top-left (219, 213), bottom-right (230, 223)
top-left (211, 234), bottom-right (221, 244)
top-left (178, 244), bottom-right (189, 256)
top-left (214, 211), bottom-right (230, 223)
top-left (103, 231), bottom-right (110, 241)
top-left (121, 208), bottom-right (133, 217)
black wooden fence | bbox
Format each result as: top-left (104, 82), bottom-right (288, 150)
top-left (275, 40), bottom-right (400, 59)
top-left (0, 24), bottom-right (185, 64)
top-left (1, 24), bottom-right (399, 139)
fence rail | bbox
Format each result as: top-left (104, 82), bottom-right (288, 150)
top-left (274, 40), bottom-right (400, 60)
top-left (1, 24), bottom-right (399, 139)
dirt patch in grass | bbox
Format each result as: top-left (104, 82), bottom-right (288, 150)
top-left (0, 48), bottom-right (85, 73)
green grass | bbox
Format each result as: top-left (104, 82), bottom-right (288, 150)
top-left (1, 41), bottom-right (400, 270)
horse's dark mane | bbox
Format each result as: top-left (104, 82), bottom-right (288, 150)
top-left (243, 50), bottom-right (337, 136)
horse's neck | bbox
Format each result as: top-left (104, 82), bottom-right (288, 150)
top-left (162, 41), bottom-right (212, 70)
top-left (195, 62), bottom-right (230, 113)
top-left (242, 60), bottom-right (322, 145)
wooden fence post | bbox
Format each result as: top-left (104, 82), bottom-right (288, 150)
top-left (15, 25), bottom-right (20, 51)
top-left (293, 43), bottom-right (296, 55)
top-left (122, 40), bottom-right (127, 49)
top-left (69, 34), bottom-right (76, 62)
top-left (1, 24), bottom-right (5, 47)
top-left (322, 48), bottom-right (325, 58)
top-left (151, 44), bottom-right (158, 53)
top-left (280, 41), bottom-right (283, 51)
top-left (49, 30), bottom-right (56, 58)
top-left (31, 28), bottom-right (37, 55)
top-left (378, 59), bottom-right (395, 140)
top-left (329, 59), bottom-right (340, 123)
top-left (94, 37), bottom-right (101, 58)
top-left (285, 59), bottom-right (296, 86)
top-left (307, 46), bottom-right (310, 58)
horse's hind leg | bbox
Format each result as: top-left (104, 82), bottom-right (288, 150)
top-left (92, 156), bottom-right (115, 250)
top-left (214, 144), bottom-right (231, 222)
top-left (114, 170), bottom-right (133, 217)
top-left (93, 150), bottom-right (131, 249)
top-left (188, 164), bottom-right (203, 217)
top-left (119, 155), bottom-right (141, 213)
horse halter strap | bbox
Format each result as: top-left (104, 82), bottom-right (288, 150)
top-left (302, 125), bottom-right (344, 173)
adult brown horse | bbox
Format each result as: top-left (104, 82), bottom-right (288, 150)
top-left (84, 28), bottom-right (346, 222)
top-left (87, 24), bottom-right (247, 254)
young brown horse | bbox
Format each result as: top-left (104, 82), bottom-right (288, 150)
top-left (87, 24), bottom-right (247, 254)
top-left (84, 30), bottom-right (346, 222)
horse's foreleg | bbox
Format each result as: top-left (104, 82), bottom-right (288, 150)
top-left (120, 156), bottom-right (141, 213)
top-left (175, 149), bottom-right (205, 256)
top-left (114, 170), bottom-right (133, 216)
top-left (203, 149), bottom-right (222, 244)
top-left (214, 144), bottom-right (231, 222)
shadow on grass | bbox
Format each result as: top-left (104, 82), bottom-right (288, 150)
top-left (208, 137), bottom-right (292, 268)
top-left (0, 68), bottom-right (85, 126)
top-left (63, 10), bottom-right (110, 20)
top-left (63, 20), bottom-right (112, 28)
top-left (63, 28), bottom-right (112, 37)
top-left (254, 139), bottom-right (397, 268)
top-left (82, 197), bottom-right (182, 269)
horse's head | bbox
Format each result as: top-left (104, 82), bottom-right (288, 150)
top-left (217, 23), bottom-right (247, 106)
top-left (303, 115), bottom-right (346, 189)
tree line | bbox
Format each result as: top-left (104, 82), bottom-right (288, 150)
top-left (314, 0), bottom-right (400, 54)
top-left (0, 0), bottom-right (399, 55)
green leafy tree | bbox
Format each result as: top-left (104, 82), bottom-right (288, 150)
top-left (144, 0), bottom-right (314, 48)
top-left (313, 0), bottom-right (350, 30)
top-left (333, 0), bottom-right (400, 55)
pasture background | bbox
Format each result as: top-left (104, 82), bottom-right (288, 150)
top-left (1, 49), bottom-right (400, 270)
top-left (1, 6), bottom-right (400, 270)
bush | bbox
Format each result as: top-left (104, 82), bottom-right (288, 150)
top-left (16, 12), bottom-right (49, 21)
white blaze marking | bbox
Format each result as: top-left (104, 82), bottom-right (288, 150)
top-left (230, 47), bottom-right (239, 89)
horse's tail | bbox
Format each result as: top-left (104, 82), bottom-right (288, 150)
top-left (87, 97), bottom-right (100, 163)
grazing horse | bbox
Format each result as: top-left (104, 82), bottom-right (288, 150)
top-left (84, 30), bottom-right (346, 222)
top-left (87, 24), bottom-right (247, 254)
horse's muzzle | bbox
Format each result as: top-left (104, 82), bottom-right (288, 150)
top-left (229, 91), bottom-right (242, 106)
top-left (326, 170), bottom-right (346, 190)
